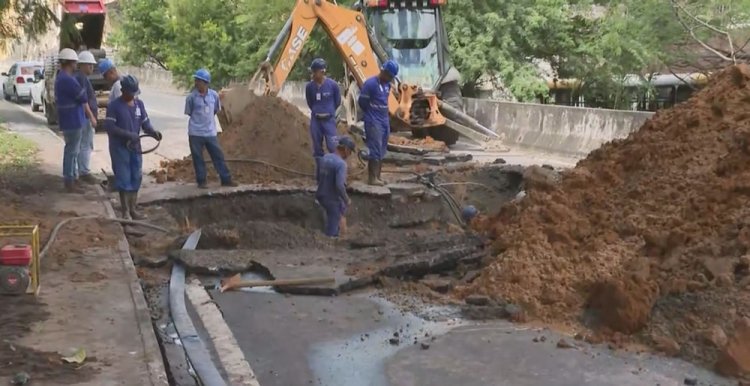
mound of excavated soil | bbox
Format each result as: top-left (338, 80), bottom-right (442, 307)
top-left (463, 65), bottom-right (750, 377)
top-left (152, 93), bottom-right (363, 184)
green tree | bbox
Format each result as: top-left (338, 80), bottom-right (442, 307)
top-left (0, 0), bottom-right (58, 51)
top-left (110, 0), bottom-right (173, 70)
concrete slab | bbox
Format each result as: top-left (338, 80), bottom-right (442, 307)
top-left (385, 324), bottom-right (736, 386)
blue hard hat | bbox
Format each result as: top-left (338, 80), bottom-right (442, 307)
top-left (337, 136), bottom-right (356, 151)
top-left (97, 58), bottom-right (115, 75)
top-left (120, 75), bottom-right (140, 94)
top-left (461, 205), bottom-right (478, 222)
top-left (382, 60), bottom-right (399, 77)
top-left (193, 68), bottom-right (211, 83)
top-left (310, 58), bottom-right (327, 72)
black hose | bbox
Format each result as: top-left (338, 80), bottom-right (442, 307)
top-left (170, 230), bottom-right (228, 386)
top-left (127, 134), bottom-right (161, 155)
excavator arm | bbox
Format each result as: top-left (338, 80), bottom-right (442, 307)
top-left (253, 0), bottom-right (448, 130)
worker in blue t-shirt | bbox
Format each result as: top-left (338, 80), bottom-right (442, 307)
top-left (104, 75), bottom-right (162, 220)
top-left (305, 58), bottom-right (341, 182)
top-left (55, 48), bottom-right (97, 193)
top-left (185, 68), bottom-right (236, 189)
top-left (316, 136), bottom-right (356, 238)
top-left (358, 60), bottom-right (398, 186)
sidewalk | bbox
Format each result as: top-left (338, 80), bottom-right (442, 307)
top-left (0, 102), bottom-right (168, 385)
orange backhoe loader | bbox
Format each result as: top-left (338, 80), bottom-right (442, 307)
top-left (218, 0), bottom-right (503, 147)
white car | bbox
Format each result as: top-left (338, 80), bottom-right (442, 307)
top-left (2, 61), bottom-right (43, 103)
top-left (30, 69), bottom-right (45, 112)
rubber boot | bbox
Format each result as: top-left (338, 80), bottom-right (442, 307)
top-left (367, 161), bottom-right (384, 186)
top-left (128, 192), bottom-right (146, 220)
top-left (119, 191), bottom-right (132, 220)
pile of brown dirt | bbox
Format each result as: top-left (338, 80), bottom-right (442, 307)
top-left (462, 65), bottom-right (750, 376)
top-left (152, 94), bottom-right (364, 184)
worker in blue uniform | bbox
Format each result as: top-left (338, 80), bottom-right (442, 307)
top-left (305, 58), bottom-right (341, 182)
top-left (185, 68), bottom-right (237, 189)
top-left (358, 60), bottom-right (399, 186)
top-left (104, 75), bottom-right (162, 220)
top-left (316, 136), bottom-right (356, 238)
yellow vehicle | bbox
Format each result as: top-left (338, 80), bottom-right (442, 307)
top-left (219, 0), bottom-right (501, 146)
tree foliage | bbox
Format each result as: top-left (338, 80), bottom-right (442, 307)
top-left (113, 0), bottom-right (750, 102)
top-left (0, 0), bottom-right (58, 50)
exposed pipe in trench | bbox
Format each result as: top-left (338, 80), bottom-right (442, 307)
top-left (169, 229), bottom-right (228, 386)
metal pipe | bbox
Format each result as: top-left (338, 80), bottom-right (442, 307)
top-left (265, 16), bottom-right (293, 62)
top-left (438, 100), bottom-right (500, 138)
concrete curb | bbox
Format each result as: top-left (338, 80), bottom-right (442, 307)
top-left (96, 185), bottom-right (170, 386)
top-left (186, 278), bottom-right (260, 386)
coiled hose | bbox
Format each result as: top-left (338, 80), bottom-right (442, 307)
top-left (127, 134), bottom-right (161, 155)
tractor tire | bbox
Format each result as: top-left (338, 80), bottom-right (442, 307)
top-left (428, 125), bottom-right (460, 146)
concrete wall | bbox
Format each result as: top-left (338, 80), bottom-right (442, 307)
top-left (125, 67), bottom-right (655, 157)
top-left (464, 98), bottom-right (654, 157)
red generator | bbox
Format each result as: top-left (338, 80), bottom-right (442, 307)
top-left (0, 244), bottom-right (33, 295)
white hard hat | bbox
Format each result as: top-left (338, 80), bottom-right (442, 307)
top-left (59, 48), bottom-right (78, 61)
top-left (77, 50), bottom-right (96, 64)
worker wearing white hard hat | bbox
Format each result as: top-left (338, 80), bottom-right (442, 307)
top-left (74, 50), bottom-right (99, 185)
top-left (55, 48), bottom-right (97, 193)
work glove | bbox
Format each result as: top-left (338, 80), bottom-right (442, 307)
top-left (150, 130), bottom-right (163, 141)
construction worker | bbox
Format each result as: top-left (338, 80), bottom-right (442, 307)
top-left (104, 75), bottom-right (162, 219)
top-left (305, 58), bottom-right (341, 182)
top-left (316, 136), bottom-right (356, 238)
top-left (358, 59), bottom-right (399, 186)
top-left (74, 50), bottom-right (99, 185)
top-left (97, 58), bottom-right (125, 103)
top-left (55, 48), bottom-right (97, 193)
top-left (185, 68), bottom-right (237, 189)
top-left (462, 205), bottom-right (479, 224)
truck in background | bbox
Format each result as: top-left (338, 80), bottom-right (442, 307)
top-left (43, 0), bottom-right (110, 131)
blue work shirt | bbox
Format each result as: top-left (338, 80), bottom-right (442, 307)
top-left (54, 70), bottom-right (87, 131)
top-left (306, 78), bottom-right (341, 117)
top-left (104, 97), bottom-right (155, 151)
top-left (316, 153), bottom-right (349, 207)
top-left (185, 88), bottom-right (220, 137)
top-left (358, 76), bottom-right (390, 125)
top-left (74, 71), bottom-right (97, 118)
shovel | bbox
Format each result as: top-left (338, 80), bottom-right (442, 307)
top-left (219, 273), bottom-right (335, 293)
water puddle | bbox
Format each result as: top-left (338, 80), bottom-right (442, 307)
top-left (308, 296), bottom-right (465, 386)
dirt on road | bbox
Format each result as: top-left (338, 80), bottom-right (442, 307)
top-left (0, 172), bottom-right (117, 383)
top-left (462, 64), bottom-right (750, 378)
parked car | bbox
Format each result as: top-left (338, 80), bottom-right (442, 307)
top-left (2, 61), bottom-right (43, 103)
top-left (30, 69), bottom-right (45, 112)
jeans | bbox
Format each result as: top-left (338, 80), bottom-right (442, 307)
top-left (77, 121), bottom-right (94, 177)
top-left (109, 143), bottom-right (143, 192)
top-left (62, 128), bottom-right (83, 182)
top-left (189, 135), bottom-right (232, 184)
top-left (364, 121), bottom-right (389, 161)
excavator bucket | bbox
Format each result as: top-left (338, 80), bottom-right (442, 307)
top-left (217, 83), bottom-right (259, 132)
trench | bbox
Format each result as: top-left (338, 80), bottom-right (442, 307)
top-left (135, 165), bottom-right (527, 385)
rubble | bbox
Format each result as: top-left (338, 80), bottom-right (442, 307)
top-left (460, 64), bottom-right (750, 371)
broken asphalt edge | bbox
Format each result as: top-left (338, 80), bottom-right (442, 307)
top-left (95, 185), bottom-right (170, 386)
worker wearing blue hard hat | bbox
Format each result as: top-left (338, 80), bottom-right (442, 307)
top-left (358, 59), bottom-right (399, 186)
top-left (104, 75), bottom-right (162, 220)
top-left (305, 58), bottom-right (341, 183)
top-left (316, 136), bottom-right (356, 237)
top-left (185, 68), bottom-right (237, 189)
top-left (461, 205), bottom-right (479, 223)
top-left (98, 58), bottom-right (127, 103)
